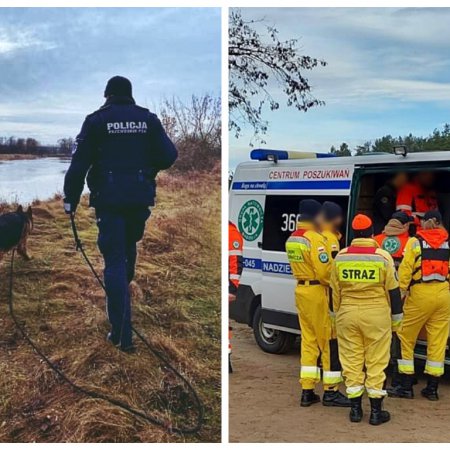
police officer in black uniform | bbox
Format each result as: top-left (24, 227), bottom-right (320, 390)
top-left (63, 76), bottom-right (177, 352)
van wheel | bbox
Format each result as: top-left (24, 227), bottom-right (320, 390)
top-left (252, 305), bottom-right (294, 354)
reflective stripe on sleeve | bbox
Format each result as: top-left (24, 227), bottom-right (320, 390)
top-left (397, 204), bottom-right (412, 211)
top-left (425, 360), bottom-right (444, 377)
top-left (398, 359), bottom-right (415, 374)
top-left (230, 274), bottom-right (240, 280)
top-left (323, 371), bottom-right (342, 385)
top-left (287, 236), bottom-right (311, 248)
top-left (346, 385), bottom-right (364, 398)
top-left (366, 387), bottom-right (387, 398)
top-left (229, 249), bottom-right (243, 256)
top-left (300, 366), bottom-right (320, 380)
top-left (391, 313), bottom-right (403, 327)
top-left (422, 274), bottom-right (447, 282)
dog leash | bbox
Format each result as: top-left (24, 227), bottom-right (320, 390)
top-left (7, 213), bottom-right (204, 435)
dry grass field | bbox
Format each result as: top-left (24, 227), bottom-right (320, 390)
top-left (0, 168), bottom-right (221, 443)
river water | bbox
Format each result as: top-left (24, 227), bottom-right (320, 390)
top-left (0, 157), bottom-right (84, 204)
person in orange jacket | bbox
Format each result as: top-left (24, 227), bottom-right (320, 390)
top-left (374, 211), bottom-right (414, 268)
top-left (229, 221), bottom-right (243, 373)
top-left (396, 172), bottom-right (438, 227)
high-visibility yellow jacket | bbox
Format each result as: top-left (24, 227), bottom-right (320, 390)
top-left (285, 221), bottom-right (331, 286)
top-left (398, 228), bottom-right (450, 291)
top-left (322, 227), bottom-right (341, 259)
top-left (330, 237), bottom-right (403, 328)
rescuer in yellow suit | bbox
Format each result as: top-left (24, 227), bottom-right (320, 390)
top-left (317, 201), bottom-right (344, 259)
top-left (388, 210), bottom-right (450, 401)
top-left (317, 201), bottom-right (343, 342)
top-left (330, 214), bottom-right (403, 425)
top-left (286, 199), bottom-right (350, 408)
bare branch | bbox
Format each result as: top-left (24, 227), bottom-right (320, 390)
top-left (229, 9), bottom-right (327, 144)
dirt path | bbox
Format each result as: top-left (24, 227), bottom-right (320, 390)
top-left (229, 321), bottom-right (450, 443)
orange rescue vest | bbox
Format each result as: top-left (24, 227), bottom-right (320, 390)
top-left (413, 229), bottom-right (450, 284)
top-left (374, 232), bottom-right (409, 266)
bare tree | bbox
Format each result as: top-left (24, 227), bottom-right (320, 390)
top-left (160, 95), bottom-right (221, 147)
top-left (229, 9), bottom-right (327, 143)
top-left (57, 137), bottom-right (74, 155)
top-left (159, 94), bottom-right (221, 171)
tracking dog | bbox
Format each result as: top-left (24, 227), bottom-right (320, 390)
top-left (0, 205), bottom-right (33, 263)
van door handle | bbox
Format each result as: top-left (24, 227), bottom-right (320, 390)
top-left (257, 242), bottom-right (262, 248)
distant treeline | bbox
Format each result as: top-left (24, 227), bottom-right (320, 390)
top-left (0, 137), bottom-right (73, 156)
top-left (0, 95), bottom-right (221, 172)
top-left (331, 124), bottom-right (450, 156)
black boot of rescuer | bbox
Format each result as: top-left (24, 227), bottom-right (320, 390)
top-left (349, 396), bottom-right (363, 422)
top-left (421, 376), bottom-right (439, 401)
top-left (322, 390), bottom-right (352, 407)
top-left (387, 373), bottom-right (414, 399)
top-left (300, 389), bottom-right (321, 407)
top-left (369, 397), bottom-right (391, 426)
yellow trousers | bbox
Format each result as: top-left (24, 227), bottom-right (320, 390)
top-left (398, 282), bottom-right (450, 377)
top-left (336, 303), bottom-right (391, 398)
top-left (295, 284), bottom-right (342, 390)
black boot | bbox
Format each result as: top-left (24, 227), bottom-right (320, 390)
top-left (119, 343), bottom-right (136, 354)
top-left (107, 331), bottom-right (120, 346)
top-left (349, 396), bottom-right (363, 422)
top-left (229, 354), bottom-right (233, 374)
top-left (421, 376), bottom-right (439, 401)
top-left (390, 364), bottom-right (402, 388)
top-left (387, 373), bottom-right (414, 398)
top-left (322, 390), bottom-right (352, 407)
top-left (369, 397), bottom-right (391, 426)
top-left (300, 389), bottom-right (320, 407)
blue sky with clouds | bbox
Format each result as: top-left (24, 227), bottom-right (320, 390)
top-left (230, 7), bottom-right (450, 168)
top-left (0, 8), bottom-right (220, 144)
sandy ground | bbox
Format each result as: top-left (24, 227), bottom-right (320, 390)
top-left (229, 321), bottom-right (450, 443)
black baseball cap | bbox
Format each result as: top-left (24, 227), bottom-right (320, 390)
top-left (392, 211), bottom-right (414, 225)
top-left (298, 199), bottom-right (321, 221)
top-left (321, 201), bottom-right (343, 221)
top-left (423, 210), bottom-right (442, 223)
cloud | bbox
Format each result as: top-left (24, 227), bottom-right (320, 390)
top-left (230, 8), bottom-right (450, 166)
top-left (0, 27), bottom-right (56, 55)
top-left (0, 8), bottom-right (221, 143)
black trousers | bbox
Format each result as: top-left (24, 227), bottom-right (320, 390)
top-left (96, 207), bottom-right (151, 347)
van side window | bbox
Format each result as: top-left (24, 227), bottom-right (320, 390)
top-left (262, 195), bottom-right (349, 252)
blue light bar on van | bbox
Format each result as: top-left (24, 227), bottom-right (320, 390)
top-left (250, 149), bottom-right (335, 161)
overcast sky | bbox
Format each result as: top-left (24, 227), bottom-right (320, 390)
top-left (0, 8), bottom-right (220, 144)
top-left (230, 7), bottom-right (450, 168)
